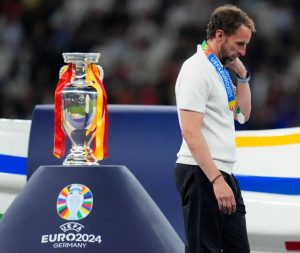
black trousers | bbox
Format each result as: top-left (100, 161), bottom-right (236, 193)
top-left (175, 163), bottom-right (250, 253)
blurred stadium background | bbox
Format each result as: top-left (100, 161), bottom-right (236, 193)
top-left (1, 0), bottom-right (300, 130)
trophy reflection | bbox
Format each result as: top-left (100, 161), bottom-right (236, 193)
top-left (53, 52), bottom-right (108, 165)
top-left (62, 84), bottom-right (97, 165)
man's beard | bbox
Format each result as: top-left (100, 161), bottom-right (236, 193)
top-left (220, 56), bottom-right (235, 65)
top-left (219, 43), bottom-right (237, 66)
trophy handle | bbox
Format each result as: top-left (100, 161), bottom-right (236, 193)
top-left (59, 64), bottom-right (104, 82)
top-left (97, 65), bottom-right (104, 82)
top-left (59, 65), bottom-right (69, 79)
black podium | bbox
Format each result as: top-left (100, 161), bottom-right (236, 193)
top-left (0, 165), bottom-right (184, 253)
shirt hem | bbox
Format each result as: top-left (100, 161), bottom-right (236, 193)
top-left (176, 157), bottom-right (234, 174)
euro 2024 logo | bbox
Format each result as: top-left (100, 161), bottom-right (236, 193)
top-left (41, 184), bottom-right (102, 249)
top-left (57, 184), bottom-right (93, 220)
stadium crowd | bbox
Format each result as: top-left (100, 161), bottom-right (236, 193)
top-left (1, 0), bottom-right (300, 129)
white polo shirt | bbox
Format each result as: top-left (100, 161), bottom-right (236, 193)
top-left (175, 45), bottom-right (236, 174)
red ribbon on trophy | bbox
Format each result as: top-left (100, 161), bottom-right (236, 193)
top-left (53, 64), bottom-right (73, 159)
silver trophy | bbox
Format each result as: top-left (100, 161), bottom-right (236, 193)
top-left (61, 53), bottom-right (104, 165)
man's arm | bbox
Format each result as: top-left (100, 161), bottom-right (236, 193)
top-left (228, 58), bottom-right (251, 121)
top-left (236, 78), bottom-right (251, 121)
top-left (180, 109), bottom-right (236, 214)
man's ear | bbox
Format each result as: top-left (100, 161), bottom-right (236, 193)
top-left (215, 29), bottom-right (225, 42)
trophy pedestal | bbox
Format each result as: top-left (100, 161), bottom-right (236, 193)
top-left (0, 165), bottom-right (183, 253)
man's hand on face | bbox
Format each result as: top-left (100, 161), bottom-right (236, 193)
top-left (227, 57), bottom-right (247, 78)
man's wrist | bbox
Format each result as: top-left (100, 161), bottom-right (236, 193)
top-left (211, 174), bottom-right (223, 185)
top-left (237, 71), bottom-right (251, 83)
top-left (237, 69), bottom-right (247, 79)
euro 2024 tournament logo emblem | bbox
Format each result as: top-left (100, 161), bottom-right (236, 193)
top-left (57, 184), bottom-right (93, 220)
top-left (41, 184), bottom-right (102, 249)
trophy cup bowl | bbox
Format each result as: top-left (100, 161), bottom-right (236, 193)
top-left (61, 52), bottom-right (103, 165)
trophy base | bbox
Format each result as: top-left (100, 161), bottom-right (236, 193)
top-left (63, 146), bottom-right (99, 166)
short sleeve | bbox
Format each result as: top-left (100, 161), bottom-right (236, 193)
top-left (175, 60), bottom-right (211, 113)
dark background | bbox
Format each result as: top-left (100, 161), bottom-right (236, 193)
top-left (1, 0), bottom-right (300, 130)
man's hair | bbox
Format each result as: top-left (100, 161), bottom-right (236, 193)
top-left (206, 5), bottom-right (256, 39)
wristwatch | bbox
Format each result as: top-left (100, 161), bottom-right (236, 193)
top-left (237, 71), bottom-right (251, 83)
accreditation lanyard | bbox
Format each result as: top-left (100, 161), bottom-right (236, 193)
top-left (201, 40), bottom-right (236, 110)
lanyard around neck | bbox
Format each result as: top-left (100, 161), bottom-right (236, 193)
top-left (201, 40), bottom-right (236, 110)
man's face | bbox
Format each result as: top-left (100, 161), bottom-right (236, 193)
top-left (219, 24), bottom-right (252, 65)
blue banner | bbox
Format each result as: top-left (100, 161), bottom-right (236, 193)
top-left (0, 154), bottom-right (300, 195)
top-left (236, 174), bottom-right (300, 195)
top-left (0, 154), bottom-right (27, 175)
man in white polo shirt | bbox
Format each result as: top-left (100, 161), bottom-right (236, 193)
top-left (175, 4), bottom-right (255, 253)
